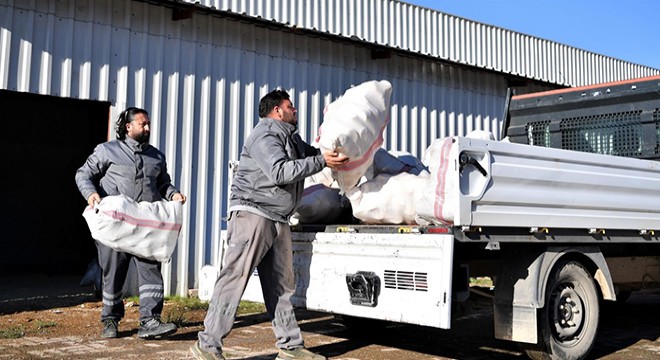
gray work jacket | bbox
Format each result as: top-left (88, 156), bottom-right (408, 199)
top-left (229, 117), bottom-right (326, 223)
top-left (75, 137), bottom-right (179, 203)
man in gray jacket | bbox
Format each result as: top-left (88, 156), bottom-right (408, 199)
top-left (75, 107), bottom-right (186, 339)
top-left (191, 90), bottom-right (348, 360)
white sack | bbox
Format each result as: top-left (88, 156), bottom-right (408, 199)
top-left (347, 171), bottom-right (429, 225)
top-left (291, 183), bottom-right (350, 225)
top-left (316, 80), bottom-right (393, 192)
top-left (415, 137), bottom-right (458, 225)
top-left (415, 131), bottom-right (495, 226)
top-left (82, 194), bottom-right (183, 262)
top-left (306, 167), bottom-right (335, 188)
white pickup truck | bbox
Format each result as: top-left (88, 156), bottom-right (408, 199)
top-left (239, 75), bottom-right (660, 360)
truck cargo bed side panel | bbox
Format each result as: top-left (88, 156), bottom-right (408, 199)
top-left (454, 137), bottom-right (660, 231)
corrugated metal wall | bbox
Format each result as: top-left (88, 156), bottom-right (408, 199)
top-left (181, 0), bottom-right (660, 87)
top-left (1, 0), bottom-right (555, 295)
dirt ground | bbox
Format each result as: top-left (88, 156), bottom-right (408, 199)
top-left (0, 272), bottom-right (215, 358)
top-left (1, 272), bottom-right (659, 360)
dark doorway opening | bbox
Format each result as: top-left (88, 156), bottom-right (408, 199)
top-left (0, 90), bottom-right (109, 275)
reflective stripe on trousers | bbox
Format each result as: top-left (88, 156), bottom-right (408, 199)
top-left (96, 241), bottom-right (164, 322)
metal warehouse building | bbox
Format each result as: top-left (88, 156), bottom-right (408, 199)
top-left (1, 0), bottom-right (658, 296)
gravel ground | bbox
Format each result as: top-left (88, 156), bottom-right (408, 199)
top-left (1, 273), bottom-right (659, 360)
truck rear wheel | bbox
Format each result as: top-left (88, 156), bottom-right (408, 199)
top-left (523, 260), bottom-right (599, 360)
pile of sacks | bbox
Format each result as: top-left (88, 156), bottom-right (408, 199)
top-left (291, 79), bottom-right (494, 226)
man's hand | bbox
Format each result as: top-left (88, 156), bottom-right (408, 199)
top-left (87, 193), bottom-right (101, 208)
top-left (172, 192), bottom-right (187, 204)
top-left (323, 151), bottom-right (350, 169)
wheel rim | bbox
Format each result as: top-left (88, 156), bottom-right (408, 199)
top-left (549, 283), bottom-right (586, 343)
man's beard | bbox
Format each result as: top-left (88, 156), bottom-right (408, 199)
top-left (134, 132), bottom-right (150, 143)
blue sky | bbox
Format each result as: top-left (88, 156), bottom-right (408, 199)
top-left (405, 0), bottom-right (660, 70)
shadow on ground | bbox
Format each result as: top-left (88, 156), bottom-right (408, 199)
top-left (0, 272), bottom-right (97, 314)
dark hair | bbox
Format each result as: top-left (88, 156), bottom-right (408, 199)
top-left (116, 107), bottom-right (149, 140)
top-left (258, 89), bottom-right (290, 118)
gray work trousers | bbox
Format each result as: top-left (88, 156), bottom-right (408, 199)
top-left (96, 241), bottom-right (164, 322)
top-left (198, 211), bottom-right (304, 354)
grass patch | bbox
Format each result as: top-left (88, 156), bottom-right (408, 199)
top-left (163, 307), bottom-right (187, 326)
top-left (166, 296), bottom-right (209, 311)
top-left (237, 301), bottom-right (266, 315)
top-left (163, 296), bottom-right (264, 316)
top-left (123, 296), bottom-right (210, 310)
top-left (123, 295), bottom-right (265, 326)
top-left (35, 321), bottom-right (57, 330)
top-left (0, 321), bottom-right (57, 338)
top-left (470, 276), bottom-right (494, 288)
top-left (0, 325), bottom-right (25, 339)
top-left (162, 296), bottom-right (210, 326)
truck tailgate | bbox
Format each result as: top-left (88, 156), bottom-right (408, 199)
top-left (292, 231), bottom-right (455, 329)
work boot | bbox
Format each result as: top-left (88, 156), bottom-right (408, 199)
top-left (189, 341), bottom-right (226, 360)
top-left (137, 317), bottom-right (177, 339)
top-left (101, 319), bottom-right (118, 339)
top-left (276, 347), bottom-right (327, 360)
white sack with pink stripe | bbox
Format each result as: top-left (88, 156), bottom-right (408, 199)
top-left (315, 80), bottom-right (393, 192)
top-left (82, 194), bottom-right (183, 262)
top-left (416, 131), bottom-right (494, 226)
top-left (345, 171), bottom-right (429, 225)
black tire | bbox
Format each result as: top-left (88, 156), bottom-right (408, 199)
top-left (522, 260), bottom-right (600, 360)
